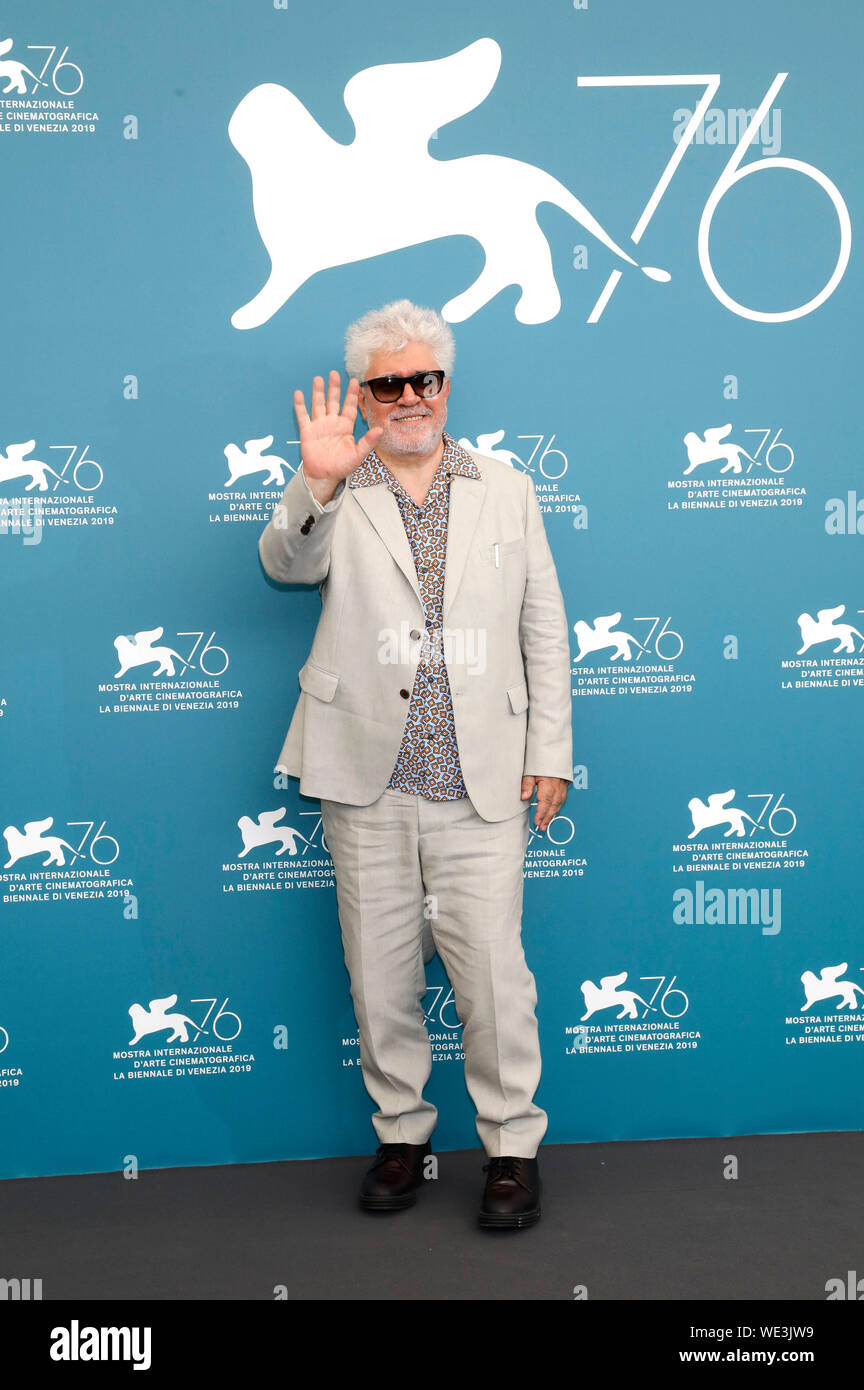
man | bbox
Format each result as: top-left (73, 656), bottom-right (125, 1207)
top-left (258, 299), bottom-right (572, 1229)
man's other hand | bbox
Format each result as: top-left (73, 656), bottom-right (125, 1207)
top-left (521, 775), bottom-right (569, 832)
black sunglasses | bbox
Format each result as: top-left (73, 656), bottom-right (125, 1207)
top-left (360, 370), bottom-right (445, 403)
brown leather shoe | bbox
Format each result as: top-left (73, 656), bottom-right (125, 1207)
top-left (358, 1141), bottom-right (432, 1211)
top-left (479, 1155), bottom-right (541, 1229)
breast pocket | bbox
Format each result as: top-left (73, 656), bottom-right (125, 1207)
top-left (477, 538), bottom-right (527, 565)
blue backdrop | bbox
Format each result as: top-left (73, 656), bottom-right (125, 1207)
top-left (1, 0), bottom-right (861, 1180)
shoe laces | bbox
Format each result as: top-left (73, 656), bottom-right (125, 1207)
top-left (371, 1143), bottom-right (413, 1173)
top-left (483, 1155), bottom-right (527, 1186)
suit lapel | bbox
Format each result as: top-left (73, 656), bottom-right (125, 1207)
top-left (349, 449), bottom-right (487, 619)
top-left (443, 467), bottom-right (486, 622)
top-left (350, 485), bottom-right (423, 605)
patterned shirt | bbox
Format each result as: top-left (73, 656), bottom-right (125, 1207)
top-left (348, 431), bottom-right (481, 799)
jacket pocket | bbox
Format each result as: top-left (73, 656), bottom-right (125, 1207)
top-left (507, 679), bottom-right (529, 714)
top-left (478, 538), bottom-right (527, 565)
top-left (298, 660), bottom-right (339, 703)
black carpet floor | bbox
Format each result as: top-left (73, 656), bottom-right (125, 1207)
top-left (1, 1131), bottom-right (860, 1300)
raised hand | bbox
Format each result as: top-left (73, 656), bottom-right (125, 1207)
top-left (294, 371), bottom-right (383, 485)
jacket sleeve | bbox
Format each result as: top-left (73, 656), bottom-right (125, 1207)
top-left (518, 473), bottom-right (574, 782)
top-left (258, 464), bottom-right (346, 585)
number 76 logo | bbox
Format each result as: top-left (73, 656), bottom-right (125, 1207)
top-left (579, 71), bottom-right (850, 323)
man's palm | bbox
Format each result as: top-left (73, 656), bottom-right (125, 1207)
top-left (295, 370), bottom-right (383, 481)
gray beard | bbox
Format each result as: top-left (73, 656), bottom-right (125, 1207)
top-left (380, 412), bottom-right (446, 458)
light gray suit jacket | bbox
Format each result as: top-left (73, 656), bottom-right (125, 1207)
top-left (258, 444), bottom-right (573, 822)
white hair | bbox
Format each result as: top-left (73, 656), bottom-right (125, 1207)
top-left (344, 298), bottom-right (455, 380)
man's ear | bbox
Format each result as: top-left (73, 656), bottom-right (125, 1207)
top-left (358, 388), bottom-right (367, 422)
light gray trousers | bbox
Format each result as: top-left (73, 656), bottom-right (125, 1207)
top-left (320, 786), bottom-right (548, 1158)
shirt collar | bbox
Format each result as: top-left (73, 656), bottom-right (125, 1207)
top-left (348, 431), bottom-right (481, 489)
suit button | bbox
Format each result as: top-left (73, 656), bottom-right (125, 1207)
top-left (305, 515), bottom-right (315, 526)
top-left (399, 688), bottom-right (410, 699)
top-left (409, 629), bottom-right (421, 640)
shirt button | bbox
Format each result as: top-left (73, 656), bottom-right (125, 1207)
top-left (399, 688), bottom-right (410, 699)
